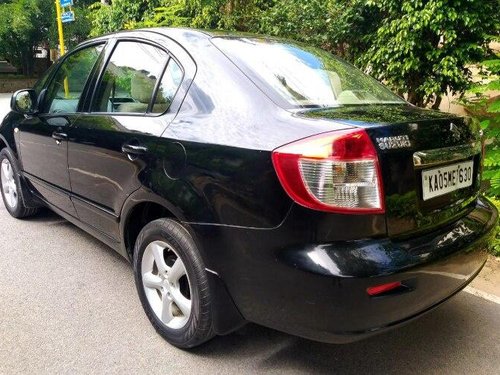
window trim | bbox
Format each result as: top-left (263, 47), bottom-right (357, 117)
top-left (148, 57), bottom-right (170, 114)
top-left (39, 41), bottom-right (107, 115)
top-left (88, 37), bottom-right (186, 118)
top-left (149, 57), bottom-right (184, 115)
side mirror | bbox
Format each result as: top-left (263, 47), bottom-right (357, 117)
top-left (10, 89), bottom-right (37, 115)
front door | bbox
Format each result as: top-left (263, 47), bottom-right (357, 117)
top-left (18, 44), bottom-right (104, 216)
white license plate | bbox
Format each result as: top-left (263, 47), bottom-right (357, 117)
top-left (422, 160), bottom-right (474, 201)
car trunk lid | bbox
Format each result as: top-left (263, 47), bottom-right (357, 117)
top-left (298, 104), bottom-right (483, 238)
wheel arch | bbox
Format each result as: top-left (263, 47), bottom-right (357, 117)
top-left (0, 134), bottom-right (13, 154)
top-left (0, 146), bottom-right (40, 212)
top-left (120, 188), bottom-right (246, 335)
top-left (120, 188), bottom-right (208, 263)
top-left (0, 113), bottom-right (21, 158)
top-left (120, 189), bottom-right (183, 260)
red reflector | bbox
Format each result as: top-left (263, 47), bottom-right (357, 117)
top-left (367, 281), bottom-right (402, 296)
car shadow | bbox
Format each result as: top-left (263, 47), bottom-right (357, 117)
top-left (26, 207), bottom-right (69, 223)
top-left (22, 207), bottom-right (128, 263)
top-left (193, 289), bottom-right (497, 374)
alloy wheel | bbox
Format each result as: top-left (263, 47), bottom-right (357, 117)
top-left (1, 159), bottom-right (18, 209)
top-left (141, 240), bottom-right (192, 329)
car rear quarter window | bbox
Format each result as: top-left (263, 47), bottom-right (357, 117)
top-left (92, 41), bottom-right (170, 114)
top-left (151, 59), bottom-right (183, 114)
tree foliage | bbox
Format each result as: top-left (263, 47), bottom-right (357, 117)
top-left (360, 0), bottom-right (499, 108)
top-left (257, 0), bottom-right (499, 107)
top-left (460, 55), bottom-right (500, 197)
top-left (49, 4), bottom-right (93, 49)
top-left (0, 0), bottom-right (94, 75)
top-left (458, 51), bottom-right (500, 254)
top-left (1, 0), bottom-right (498, 106)
top-left (94, 0), bottom-right (497, 107)
top-left (0, 0), bottom-right (51, 75)
top-left (88, 0), bottom-right (163, 36)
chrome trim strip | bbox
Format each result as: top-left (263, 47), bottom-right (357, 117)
top-left (413, 142), bottom-right (481, 168)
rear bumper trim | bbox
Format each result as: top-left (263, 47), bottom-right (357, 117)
top-left (279, 196), bottom-right (497, 279)
top-left (269, 196), bottom-right (497, 343)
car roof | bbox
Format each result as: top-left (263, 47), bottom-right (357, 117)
top-left (84, 27), bottom-right (282, 48)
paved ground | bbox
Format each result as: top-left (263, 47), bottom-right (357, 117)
top-left (1, 92), bottom-right (499, 374)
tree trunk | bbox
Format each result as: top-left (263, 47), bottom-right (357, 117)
top-left (431, 95), bottom-right (442, 110)
top-left (407, 89), bottom-right (424, 107)
top-left (21, 49), bottom-right (34, 77)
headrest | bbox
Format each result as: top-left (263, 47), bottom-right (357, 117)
top-left (131, 72), bottom-right (156, 103)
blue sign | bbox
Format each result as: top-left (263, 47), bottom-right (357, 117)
top-left (60, 0), bottom-right (73, 7)
top-left (61, 10), bottom-right (75, 23)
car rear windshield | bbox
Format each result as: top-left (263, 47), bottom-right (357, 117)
top-left (212, 37), bottom-right (405, 108)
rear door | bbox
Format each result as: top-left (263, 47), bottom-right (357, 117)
top-left (68, 39), bottom-right (183, 240)
top-left (17, 43), bottom-right (104, 216)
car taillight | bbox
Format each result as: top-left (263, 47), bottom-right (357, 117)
top-left (272, 129), bottom-right (384, 214)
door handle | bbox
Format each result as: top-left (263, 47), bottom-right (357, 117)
top-left (52, 131), bottom-right (68, 144)
top-left (121, 142), bottom-right (148, 156)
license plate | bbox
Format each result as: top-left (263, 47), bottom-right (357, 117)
top-left (422, 160), bottom-right (474, 201)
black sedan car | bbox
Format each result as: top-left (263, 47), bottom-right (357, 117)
top-left (0, 28), bottom-right (497, 348)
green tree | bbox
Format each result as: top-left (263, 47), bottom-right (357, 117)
top-left (260, 0), bottom-right (499, 107)
top-left (458, 54), bottom-right (500, 255)
top-left (91, 0), bottom-right (271, 32)
top-left (49, 1), bottom-right (94, 50)
top-left (459, 56), bottom-right (500, 196)
top-left (0, 0), bottom-right (51, 75)
top-left (0, 0), bottom-right (93, 75)
top-left (359, 0), bottom-right (499, 108)
top-left (88, 0), bottom-right (163, 36)
top-left (259, 0), bottom-right (370, 59)
top-left (89, 0), bottom-right (499, 109)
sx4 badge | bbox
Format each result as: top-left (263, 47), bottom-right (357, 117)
top-left (376, 135), bottom-right (412, 150)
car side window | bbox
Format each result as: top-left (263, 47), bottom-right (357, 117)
top-left (92, 41), bottom-right (171, 114)
top-left (44, 44), bottom-right (104, 114)
top-left (151, 59), bottom-right (183, 114)
top-left (33, 63), bottom-right (57, 97)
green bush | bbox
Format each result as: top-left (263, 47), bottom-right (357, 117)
top-left (488, 197), bottom-right (500, 256)
top-left (459, 55), bottom-right (500, 255)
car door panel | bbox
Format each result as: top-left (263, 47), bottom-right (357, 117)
top-left (69, 115), bottom-right (162, 240)
top-left (18, 114), bottom-right (77, 216)
top-left (17, 43), bottom-right (105, 216)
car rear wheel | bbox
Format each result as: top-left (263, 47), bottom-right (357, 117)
top-left (0, 149), bottom-right (38, 218)
top-left (133, 218), bottom-right (215, 348)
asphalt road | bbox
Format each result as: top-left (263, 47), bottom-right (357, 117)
top-left (0, 92), bottom-right (499, 374)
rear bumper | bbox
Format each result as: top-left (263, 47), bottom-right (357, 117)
top-left (191, 196), bottom-right (497, 343)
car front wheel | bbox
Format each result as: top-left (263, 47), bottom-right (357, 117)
top-left (133, 218), bottom-right (215, 348)
top-left (0, 149), bottom-right (38, 218)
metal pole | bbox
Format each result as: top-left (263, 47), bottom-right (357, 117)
top-left (54, 0), bottom-right (66, 56)
top-left (54, 0), bottom-right (69, 97)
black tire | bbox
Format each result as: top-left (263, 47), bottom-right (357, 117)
top-left (0, 148), bottom-right (38, 218)
top-left (133, 218), bottom-right (215, 348)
